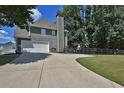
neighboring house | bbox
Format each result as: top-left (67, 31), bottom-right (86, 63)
top-left (14, 15), bottom-right (67, 53)
top-left (0, 42), bottom-right (15, 55)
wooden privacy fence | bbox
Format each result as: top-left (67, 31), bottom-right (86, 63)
top-left (81, 48), bottom-right (124, 55)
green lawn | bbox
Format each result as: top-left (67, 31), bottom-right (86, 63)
top-left (76, 55), bottom-right (124, 86)
top-left (0, 53), bottom-right (19, 66)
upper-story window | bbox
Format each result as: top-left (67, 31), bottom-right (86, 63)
top-left (31, 27), bottom-right (41, 34)
top-left (52, 31), bottom-right (55, 36)
top-left (46, 29), bottom-right (57, 36)
top-left (31, 27), bottom-right (57, 36)
top-left (46, 29), bottom-right (52, 35)
top-left (52, 30), bottom-right (57, 36)
top-left (41, 29), bottom-right (46, 36)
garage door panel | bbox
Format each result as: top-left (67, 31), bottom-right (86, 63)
top-left (22, 40), bottom-right (49, 53)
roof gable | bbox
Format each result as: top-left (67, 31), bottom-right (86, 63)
top-left (31, 19), bottom-right (57, 30)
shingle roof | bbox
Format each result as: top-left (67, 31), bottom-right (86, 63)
top-left (31, 19), bottom-right (57, 30)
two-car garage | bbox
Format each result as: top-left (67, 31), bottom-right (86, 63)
top-left (21, 40), bottom-right (49, 53)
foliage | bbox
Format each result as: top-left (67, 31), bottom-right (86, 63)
top-left (0, 5), bottom-right (36, 28)
top-left (61, 5), bottom-right (124, 49)
top-left (84, 5), bottom-right (124, 49)
top-left (60, 5), bottom-right (88, 48)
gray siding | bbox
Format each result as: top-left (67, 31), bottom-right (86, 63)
top-left (21, 40), bottom-right (34, 48)
top-left (31, 27), bottom-right (57, 36)
top-left (30, 26), bottom-right (57, 51)
top-left (30, 33), bottom-right (57, 50)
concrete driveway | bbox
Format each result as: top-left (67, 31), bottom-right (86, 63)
top-left (0, 52), bottom-right (122, 88)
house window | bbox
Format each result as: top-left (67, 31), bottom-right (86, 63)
top-left (52, 30), bottom-right (57, 36)
top-left (46, 29), bottom-right (52, 35)
top-left (52, 30), bottom-right (56, 36)
top-left (31, 27), bottom-right (41, 34)
top-left (41, 29), bottom-right (46, 36)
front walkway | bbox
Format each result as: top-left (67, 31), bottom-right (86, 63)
top-left (0, 53), bottom-right (122, 88)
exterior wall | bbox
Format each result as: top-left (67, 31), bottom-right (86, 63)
top-left (20, 16), bottom-right (65, 53)
top-left (57, 16), bottom-right (64, 52)
top-left (21, 40), bottom-right (34, 49)
top-left (30, 33), bottom-right (57, 50)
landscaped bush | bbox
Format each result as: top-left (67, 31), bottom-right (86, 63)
top-left (50, 48), bottom-right (56, 52)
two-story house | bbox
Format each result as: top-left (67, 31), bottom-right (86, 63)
top-left (14, 15), bottom-right (67, 53)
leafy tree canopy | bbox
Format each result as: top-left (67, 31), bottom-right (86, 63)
top-left (59, 5), bottom-right (124, 49)
top-left (58, 5), bottom-right (87, 48)
top-left (0, 5), bottom-right (36, 28)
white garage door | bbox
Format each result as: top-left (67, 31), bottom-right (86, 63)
top-left (22, 40), bottom-right (49, 53)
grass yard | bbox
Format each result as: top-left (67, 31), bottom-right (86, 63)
top-left (0, 53), bottom-right (19, 66)
top-left (76, 55), bottom-right (124, 86)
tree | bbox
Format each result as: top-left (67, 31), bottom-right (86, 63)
top-left (60, 5), bottom-right (87, 48)
top-left (0, 5), bottom-right (36, 28)
top-left (58, 5), bottom-right (124, 49)
top-left (107, 6), bottom-right (124, 49)
top-left (84, 5), bottom-right (94, 48)
top-left (93, 6), bottom-right (109, 48)
top-left (85, 5), bottom-right (124, 49)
